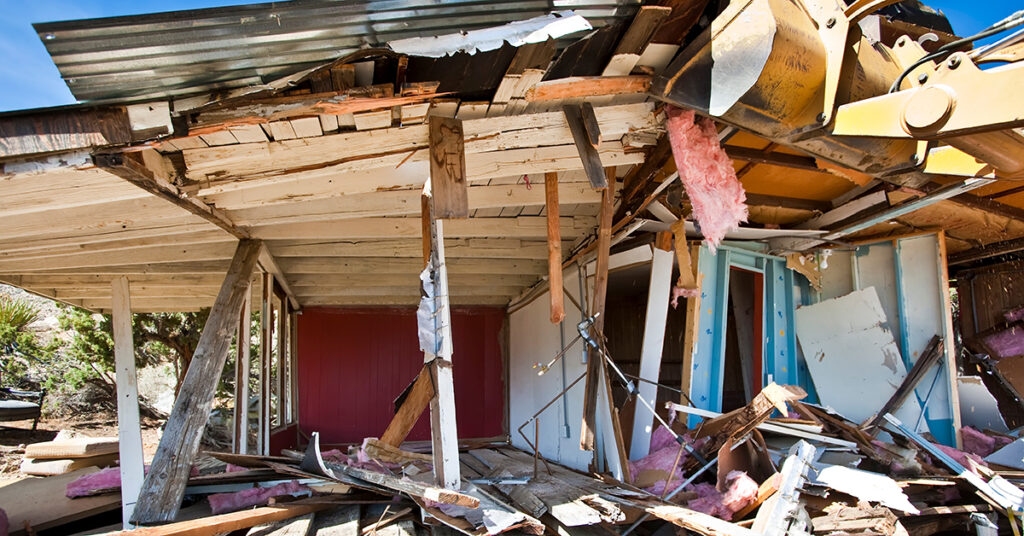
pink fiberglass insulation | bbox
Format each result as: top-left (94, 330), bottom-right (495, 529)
top-left (982, 324), bottom-right (1024, 359)
top-left (66, 464), bottom-right (197, 498)
top-left (685, 471), bottom-right (759, 521)
top-left (665, 106), bottom-right (747, 252)
top-left (225, 463), bottom-right (248, 473)
top-left (208, 480), bottom-right (310, 514)
top-left (1005, 306), bottom-right (1024, 324)
top-left (934, 443), bottom-right (987, 473)
top-left (961, 426), bottom-right (999, 457)
top-left (629, 434), bottom-right (708, 496)
top-left (649, 424), bottom-right (678, 453)
top-left (66, 467), bottom-right (122, 498)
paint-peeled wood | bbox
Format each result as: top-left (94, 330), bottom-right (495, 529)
top-left (665, 106), bottom-right (747, 251)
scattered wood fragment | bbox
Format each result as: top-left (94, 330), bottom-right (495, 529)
top-left (24, 437), bottom-right (119, 459)
top-left (114, 500), bottom-right (327, 536)
top-left (358, 507), bottom-right (412, 535)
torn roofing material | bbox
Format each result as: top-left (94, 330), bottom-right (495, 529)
top-left (389, 11), bottom-right (593, 58)
top-left (33, 0), bottom-right (640, 102)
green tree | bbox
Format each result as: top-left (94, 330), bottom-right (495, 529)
top-left (0, 295), bottom-right (52, 387)
top-left (58, 307), bottom-right (211, 394)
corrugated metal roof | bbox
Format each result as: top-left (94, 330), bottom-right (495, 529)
top-left (34, 0), bottom-right (640, 103)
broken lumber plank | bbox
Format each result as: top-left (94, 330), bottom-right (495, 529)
top-left (247, 513), bottom-right (315, 536)
top-left (361, 439), bottom-right (433, 465)
top-left (525, 76), bottom-right (652, 102)
top-left (358, 507), bottom-right (412, 535)
top-left (563, 104), bottom-right (607, 189)
top-left (864, 336), bottom-right (943, 433)
top-left (380, 366), bottom-right (435, 447)
top-left (643, 504), bottom-right (759, 536)
top-left (580, 173), bottom-right (615, 451)
top-left (115, 502), bottom-right (327, 536)
top-left (3, 467), bottom-right (122, 536)
top-left (132, 239), bottom-right (264, 524)
top-left (311, 505), bottom-right (359, 536)
top-left (428, 116), bottom-right (468, 218)
top-left (329, 463), bottom-right (479, 508)
top-left (24, 437), bottom-right (119, 459)
top-left (544, 172), bottom-right (564, 324)
top-left (733, 473), bottom-right (780, 520)
top-left (695, 383), bottom-right (807, 448)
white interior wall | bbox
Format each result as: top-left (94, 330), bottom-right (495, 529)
top-left (508, 266), bottom-right (593, 471)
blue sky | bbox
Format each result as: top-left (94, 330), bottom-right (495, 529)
top-left (0, 0), bottom-right (1018, 112)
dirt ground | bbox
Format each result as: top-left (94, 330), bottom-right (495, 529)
top-left (0, 415), bottom-right (164, 481)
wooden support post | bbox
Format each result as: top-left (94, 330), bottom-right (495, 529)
top-left (580, 170), bottom-right (616, 451)
top-left (133, 239), bottom-right (262, 524)
top-left (428, 116), bottom-right (468, 219)
top-left (564, 104), bottom-right (608, 189)
top-left (424, 207), bottom-right (461, 489)
top-left (111, 276), bottom-right (144, 529)
top-left (233, 281), bottom-right (252, 454)
top-left (421, 195), bottom-right (432, 269)
top-left (629, 233), bottom-right (673, 460)
top-left (545, 172), bottom-right (565, 324)
top-left (261, 272), bottom-right (273, 456)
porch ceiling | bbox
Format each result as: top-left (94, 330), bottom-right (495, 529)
top-left (5, 4), bottom-right (1024, 313)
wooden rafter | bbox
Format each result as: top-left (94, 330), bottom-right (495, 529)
top-left (93, 151), bottom-right (249, 240)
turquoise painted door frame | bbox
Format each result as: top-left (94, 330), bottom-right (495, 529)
top-left (686, 244), bottom-right (799, 425)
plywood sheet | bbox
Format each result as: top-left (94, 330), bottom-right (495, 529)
top-left (794, 287), bottom-right (927, 429)
top-left (0, 467), bottom-right (121, 536)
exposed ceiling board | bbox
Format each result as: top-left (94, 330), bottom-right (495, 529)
top-left (846, 195), bottom-right (1024, 254)
top-left (739, 164), bottom-right (857, 202)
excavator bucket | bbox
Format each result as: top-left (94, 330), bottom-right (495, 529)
top-left (652, 0), bottom-right (922, 182)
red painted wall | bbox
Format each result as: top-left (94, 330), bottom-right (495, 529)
top-left (296, 307), bottom-right (506, 444)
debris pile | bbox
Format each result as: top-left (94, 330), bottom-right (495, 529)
top-left (3, 378), bottom-right (1021, 535)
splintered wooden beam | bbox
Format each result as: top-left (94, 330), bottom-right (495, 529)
top-left (132, 239), bottom-right (263, 524)
top-left (580, 170), bottom-right (616, 452)
top-left (380, 366), bottom-right (436, 447)
top-left (428, 116), bottom-right (469, 219)
top-left (526, 76), bottom-right (652, 101)
top-left (545, 172), bottom-right (565, 324)
top-left (564, 104), bottom-right (607, 189)
top-left (94, 150), bottom-right (249, 240)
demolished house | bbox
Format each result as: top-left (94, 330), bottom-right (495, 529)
top-left (2, 0), bottom-right (1024, 534)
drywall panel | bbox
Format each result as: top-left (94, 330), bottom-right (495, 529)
top-left (812, 232), bottom-right (957, 446)
top-left (795, 287), bottom-right (928, 430)
top-left (508, 266), bottom-right (593, 471)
